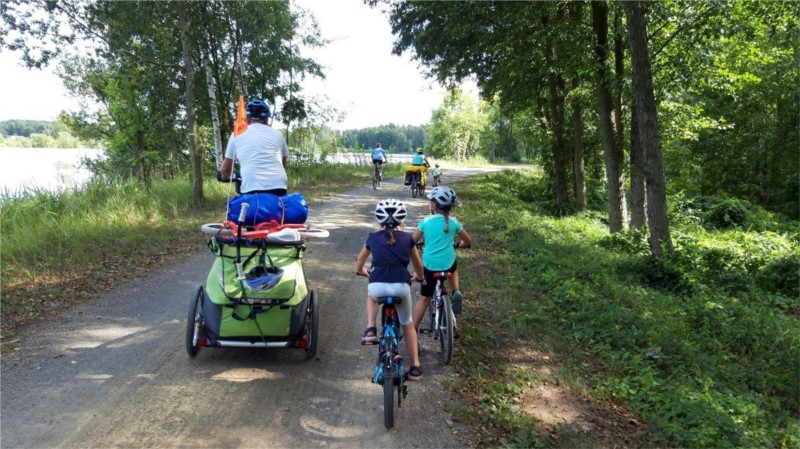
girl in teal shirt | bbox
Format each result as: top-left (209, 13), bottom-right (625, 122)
top-left (411, 186), bottom-right (472, 331)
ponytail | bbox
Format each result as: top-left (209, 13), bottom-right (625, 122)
top-left (384, 225), bottom-right (397, 245)
top-left (434, 203), bottom-right (452, 234)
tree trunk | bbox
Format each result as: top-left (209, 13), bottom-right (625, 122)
top-left (626, 1), bottom-right (673, 255)
top-left (613, 8), bottom-right (625, 154)
top-left (593, 1), bottom-right (626, 232)
top-left (546, 45), bottom-right (569, 213)
top-left (205, 60), bottom-right (223, 171)
top-left (180, 5), bottom-right (203, 202)
top-left (571, 80), bottom-right (587, 212)
top-left (629, 95), bottom-right (647, 229)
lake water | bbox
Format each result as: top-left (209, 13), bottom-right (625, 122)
top-left (0, 147), bottom-right (105, 195)
top-left (0, 148), bottom-right (413, 195)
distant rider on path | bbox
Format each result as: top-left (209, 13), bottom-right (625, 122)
top-left (371, 143), bottom-right (387, 182)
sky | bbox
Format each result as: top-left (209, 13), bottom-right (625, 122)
top-left (0, 0), bottom-right (467, 130)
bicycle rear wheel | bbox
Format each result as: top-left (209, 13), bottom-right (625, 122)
top-left (438, 294), bottom-right (454, 364)
top-left (383, 366), bottom-right (395, 429)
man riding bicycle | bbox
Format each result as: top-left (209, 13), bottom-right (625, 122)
top-left (371, 143), bottom-right (387, 185)
top-left (219, 99), bottom-right (289, 195)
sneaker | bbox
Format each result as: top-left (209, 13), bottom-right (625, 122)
top-left (407, 365), bottom-right (423, 381)
top-left (452, 290), bottom-right (463, 315)
top-left (361, 327), bottom-right (378, 345)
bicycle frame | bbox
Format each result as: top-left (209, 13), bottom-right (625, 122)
top-left (430, 275), bottom-right (451, 337)
top-left (373, 298), bottom-right (405, 384)
top-left (370, 295), bottom-right (408, 429)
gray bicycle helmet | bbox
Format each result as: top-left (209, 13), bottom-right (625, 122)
top-left (375, 199), bottom-right (407, 226)
top-left (426, 186), bottom-right (457, 208)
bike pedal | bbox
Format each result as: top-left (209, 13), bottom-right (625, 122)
top-left (419, 328), bottom-right (431, 334)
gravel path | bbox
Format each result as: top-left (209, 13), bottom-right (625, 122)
top-left (1, 166), bottom-right (511, 448)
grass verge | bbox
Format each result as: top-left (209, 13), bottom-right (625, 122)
top-left (449, 169), bottom-right (799, 448)
top-left (0, 162), bottom-right (400, 330)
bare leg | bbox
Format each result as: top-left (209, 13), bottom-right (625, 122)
top-left (402, 323), bottom-right (420, 367)
top-left (450, 271), bottom-right (460, 292)
top-left (366, 296), bottom-right (379, 329)
top-left (412, 295), bottom-right (431, 330)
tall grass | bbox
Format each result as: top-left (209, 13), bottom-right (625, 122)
top-left (451, 170), bottom-right (799, 448)
top-left (1, 163), bottom-right (391, 326)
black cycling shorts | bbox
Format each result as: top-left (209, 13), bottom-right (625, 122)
top-left (372, 160), bottom-right (384, 165)
top-left (420, 260), bottom-right (457, 297)
top-left (243, 188), bottom-right (287, 196)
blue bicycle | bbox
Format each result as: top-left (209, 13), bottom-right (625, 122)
top-left (358, 274), bottom-right (408, 429)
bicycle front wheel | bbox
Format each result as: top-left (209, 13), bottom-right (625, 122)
top-left (438, 295), bottom-right (454, 364)
top-left (383, 366), bottom-right (395, 429)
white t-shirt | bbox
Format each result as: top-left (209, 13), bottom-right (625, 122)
top-left (225, 124), bottom-right (289, 193)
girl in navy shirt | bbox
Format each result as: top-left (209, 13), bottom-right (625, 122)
top-left (356, 199), bottom-right (425, 380)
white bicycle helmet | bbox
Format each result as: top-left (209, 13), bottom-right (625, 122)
top-left (427, 186), bottom-right (457, 208)
top-left (375, 199), bottom-right (407, 226)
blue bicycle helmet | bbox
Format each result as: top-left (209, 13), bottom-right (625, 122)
top-left (244, 265), bottom-right (283, 291)
top-left (246, 99), bottom-right (271, 119)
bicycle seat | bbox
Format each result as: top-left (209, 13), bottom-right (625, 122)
top-left (376, 296), bottom-right (403, 305)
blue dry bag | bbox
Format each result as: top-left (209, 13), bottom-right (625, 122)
top-left (227, 192), bottom-right (308, 226)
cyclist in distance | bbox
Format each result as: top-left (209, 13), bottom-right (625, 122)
top-left (356, 199), bottom-right (425, 380)
top-left (219, 99), bottom-right (289, 195)
top-left (371, 143), bottom-right (387, 186)
top-left (412, 187), bottom-right (472, 330)
top-left (432, 163), bottom-right (442, 186)
top-left (406, 148), bottom-right (430, 188)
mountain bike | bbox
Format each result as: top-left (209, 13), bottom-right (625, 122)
top-left (432, 174), bottom-right (441, 188)
top-left (372, 162), bottom-right (383, 190)
top-left (358, 273), bottom-right (409, 429)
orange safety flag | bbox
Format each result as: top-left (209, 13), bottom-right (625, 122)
top-left (233, 95), bottom-right (248, 136)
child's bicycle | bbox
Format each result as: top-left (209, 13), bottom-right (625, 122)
top-left (357, 272), bottom-right (409, 429)
top-left (417, 241), bottom-right (465, 365)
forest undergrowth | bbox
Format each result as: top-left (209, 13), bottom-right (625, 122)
top-left (450, 169), bottom-right (799, 448)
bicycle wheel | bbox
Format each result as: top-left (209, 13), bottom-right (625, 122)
top-left (373, 178), bottom-right (378, 190)
top-left (411, 179), bottom-right (418, 198)
top-left (383, 365), bottom-right (395, 429)
top-left (438, 294), bottom-right (454, 364)
top-left (304, 290), bottom-right (319, 360)
top-left (186, 285), bottom-right (204, 357)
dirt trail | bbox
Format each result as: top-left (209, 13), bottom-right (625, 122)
top-left (1, 167), bottom-right (507, 448)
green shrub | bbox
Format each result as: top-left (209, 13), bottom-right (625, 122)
top-left (757, 254), bottom-right (800, 297)
top-left (705, 197), bottom-right (750, 229)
